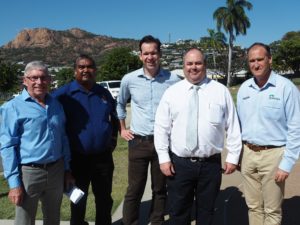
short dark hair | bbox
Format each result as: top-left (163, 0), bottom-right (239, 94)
top-left (74, 54), bottom-right (96, 69)
top-left (247, 42), bottom-right (271, 57)
top-left (139, 35), bottom-right (161, 53)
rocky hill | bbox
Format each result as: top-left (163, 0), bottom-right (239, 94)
top-left (0, 28), bottom-right (139, 66)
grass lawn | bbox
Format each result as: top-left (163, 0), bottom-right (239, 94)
top-left (291, 77), bottom-right (300, 86)
top-left (229, 85), bottom-right (240, 104)
top-left (0, 136), bottom-right (128, 221)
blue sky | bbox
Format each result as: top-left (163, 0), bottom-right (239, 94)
top-left (0, 0), bottom-right (299, 48)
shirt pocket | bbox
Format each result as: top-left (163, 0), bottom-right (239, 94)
top-left (262, 101), bottom-right (282, 120)
top-left (208, 103), bottom-right (224, 125)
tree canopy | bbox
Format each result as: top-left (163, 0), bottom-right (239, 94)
top-left (271, 31), bottom-right (300, 76)
top-left (213, 0), bottom-right (252, 86)
top-left (0, 61), bottom-right (23, 93)
top-left (53, 67), bottom-right (74, 88)
top-left (98, 47), bottom-right (142, 81)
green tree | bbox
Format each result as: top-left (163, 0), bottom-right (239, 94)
top-left (213, 0), bottom-right (252, 86)
top-left (271, 31), bottom-right (300, 76)
top-left (53, 67), bottom-right (74, 88)
top-left (99, 47), bottom-right (142, 81)
top-left (201, 29), bottom-right (227, 79)
top-left (0, 61), bottom-right (23, 92)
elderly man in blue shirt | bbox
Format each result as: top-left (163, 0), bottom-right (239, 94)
top-left (237, 42), bottom-right (300, 225)
top-left (0, 61), bottom-right (72, 225)
top-left (117, 35), bottom-right (181, 225)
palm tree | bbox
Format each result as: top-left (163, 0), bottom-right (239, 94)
top-left (201, 29), bottom-right (227, 79)
top-left (213, 0), bottom-right (252, 87)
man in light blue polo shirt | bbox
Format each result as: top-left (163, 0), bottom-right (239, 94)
top-left (237, 42), bottom-right (300, 225)
top-left (117, 35), bottom-right (181, 225)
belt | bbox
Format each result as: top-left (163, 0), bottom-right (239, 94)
top-left (173, 153), bottom-right (221, 163)
top-left (133, 134), bottom-right (154, 141)
top-left (243, 141), bottom-right (284, 152)
top-left (21, 159), bottom-right (59, 169)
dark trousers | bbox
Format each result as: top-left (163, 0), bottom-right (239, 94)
top-left (70, 151), bottom-right (114, 225)
top-left (122, 138), bottom-right (167, 225)
top-left (167, 153), bottom-right (222, 225)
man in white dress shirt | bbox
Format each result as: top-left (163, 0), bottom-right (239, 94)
top-left (154, 48), bottom-right (242, 225)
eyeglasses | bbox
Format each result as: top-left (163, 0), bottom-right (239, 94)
top-left (25, 76), bottom-right (51, 82)
top-left (77, 65), bottom-right (95, 70)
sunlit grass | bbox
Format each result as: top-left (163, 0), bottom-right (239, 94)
top-left (0, 137), bottom-right (128, 221)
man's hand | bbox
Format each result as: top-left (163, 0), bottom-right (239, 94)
top-left (223, 162), bottom-right (237, 175)
top-left (120, 129), bottom-right (134, 141)
top-left (64, 171), bottom-right (75, 192)
top-left (160, 162), bottom-right (175, 177)
top-left (275, 168), bottom-right (289, 182)
top-left (8, 187), bottom-right (24, 206)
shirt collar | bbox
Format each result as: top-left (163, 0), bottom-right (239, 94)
top-left (137, 67), bottom-right (165, 79)
top-left (249, 71), bottom-right (276, 90)
top-left (184, 77), bottom-right (209, 90)
top-left (20, 88), bottom-right (51, 103)
top-left (69, 80), bottom-right (94, 94)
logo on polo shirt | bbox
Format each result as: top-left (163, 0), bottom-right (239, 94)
top-left (101, 95), bottom-right (108, 104)
top-left (269, 94), bottom-right (280, 100)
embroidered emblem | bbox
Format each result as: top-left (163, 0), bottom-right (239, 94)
top-left (269, 94), bottom-right (280, 100)
top-left (101, 95), bottom-right (108, 103)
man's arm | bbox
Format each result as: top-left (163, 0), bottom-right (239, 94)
top-left (119, 119), bottom-right (134, 141)
top-left (277, 83), bottom-right (300, 179)
top-left (154, 91), bottom-right (173, 176)
top-left (224, 88), bottom-right (242, 173)
top-left (109, 98), bottom-right (120, 150)
top-left (117, 75), bottom-right (134, 141)
top-left (0, 103), bottom-right (23, 205)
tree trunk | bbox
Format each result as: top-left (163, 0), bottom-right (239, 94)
top-left (212, 49), bottom-right (217, 80)
top-left (226, 34), bottom-right (234, 87)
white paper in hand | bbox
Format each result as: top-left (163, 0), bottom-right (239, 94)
top-left (64, 186), bottom-right (84, 204)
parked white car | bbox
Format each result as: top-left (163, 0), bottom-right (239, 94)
top-left (97, 80), bottom-right (121, 100)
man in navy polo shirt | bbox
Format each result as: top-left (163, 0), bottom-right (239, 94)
top-left (52, 54), bottom-right (119, 225)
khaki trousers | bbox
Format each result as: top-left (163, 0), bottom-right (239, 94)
top-left (241, 145), bottom-right (285, 225)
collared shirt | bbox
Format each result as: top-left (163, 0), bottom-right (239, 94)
top-left (237, 72), bottom-right (300, 172)
top-left (154, 78), bottom-right (242, 164)
top-left (0, 89), bottom-right (71, 188)
top-left (52, 80), bottom-right (119, 154)
top-left (117, 67), bottom-right (181, 136)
